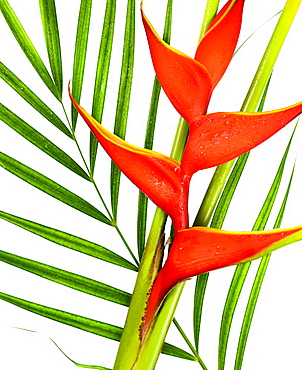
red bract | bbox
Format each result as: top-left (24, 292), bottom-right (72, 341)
top-left (144, 226), bottom-right (302, 328)
top-left (195, 0), bottom-right (244, 88)
top-left (69, 88), bottom-right (189, 230)
top-left (181, 101), bottom-right (302, 176)
top-left (141, 0), bottom-right (245, 123)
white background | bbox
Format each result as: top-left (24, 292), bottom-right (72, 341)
top-left (1, 0), bottom-right (302, 369)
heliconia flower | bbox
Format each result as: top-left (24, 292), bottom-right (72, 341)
top-left (69, 87), bottom-right (190, 230)
top-left (141, 0), bottom-right (245, 123)
top-left (144, 225), bottom-right (302, 328)
top-left (181, 101), bottom-right (302, 176)
top-left (70, 86), bottom-right (302, 231)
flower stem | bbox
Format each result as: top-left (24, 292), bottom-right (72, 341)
top-left (113, 1), bottom-right (220, 369)
top-left (113, 208), bottom-right (166, 369)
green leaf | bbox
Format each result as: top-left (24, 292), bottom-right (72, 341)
top-left (161, 343), bottom-right (197, 362)
top-left (218, 124), bottom-right (297, 370)
top-left (0, 210), bottom-right (137, 270)
top-left (173, 318), bottom-right (208, 369)
top-left (0, 62), bottom-right (71, 137)
top-left (71, 0), bottom-right (92, 129)
top-left (0, 250), bottom-right (131, 306)
top-left (110, 0), bottom-right (135, 219)
top-left (0, 292), bottom-right (196, 361)
top-left (211, 153), bottom-right (250, 229)
top-left (137, 192), bottom-right (148, 260)
top-left (90, 0), bottom-right (116, 172)
top-left (218, 263), bottom-right (251, 370)
top-left (212, 74), bottom-right (273, 230)
top-left (192, 73), bottom-right (272, 367)
top-left (0, 152), bottom-right (112, 225)
top-left (192, 71), bottom-right (274, 359)
top-left (39, 0), bottom-right (63, 97)
top-left (193, 273), bottom-right (209, 351)
top-left (137, 0), bottom-right (173, 259)
top-left (0, 291), bottom-right (122, 339)
top-left (0, 104), bottom-right (89, 180)
top-left (0, 0), bottom-right (60, 100)
top-left (234, 166), bottom-right (296, 370)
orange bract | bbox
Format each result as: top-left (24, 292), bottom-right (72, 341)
top-left (195, 0), bottom-right (244, 88)
top-left (181, 101), bottom-right (302, 175)
top-left (141, 0), bottom-right (245, 123)
top-left (144, 225), bottom-right (302, 328)
top-left (69, 87), bottom-right (189, 230)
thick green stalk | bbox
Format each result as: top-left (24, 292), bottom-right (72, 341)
top-left (198, 0), bottom-right (220, 40)
top-left (113, 209), bottom-right (166, 369)
top-left (113, 2), bottom-right (220, 370)
top-left (113, 2), bottom-right (219, 369)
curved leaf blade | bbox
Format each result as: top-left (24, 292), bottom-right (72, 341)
top-left (0, 0), bottom-right (60, 99)
top-left (110, 0), bottom-right (135, 219)
top-left (90, 0), bottom-right (116, 172)
top-left (0, 291), bottom-right (121, 339)
top-left (71, 0), bottom-right (92, 129)
top-left (234, 166), bottom-right (296, 370)
top-left (39, 0), bottom-right (63, 97)
top-left (0, 152), bottom-right (112, 225)
top-left (193, 74), bottom-right (271, 358)
top-left (0, 62), bottom-right (71, 137)
top-left (0, 292), bottom-right (196, 361)
top-left (218, 124), bottom-right (298, 369)
top-left (0, 210), bottom-right (136, 270)
top-left (0, 250), bottom-right (131, 306)
top-left (193, 273), bottom-right (209, 351)
top-left (0, 104), bottom-right (89, 180)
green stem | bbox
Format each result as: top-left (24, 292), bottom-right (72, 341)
top-left (113, 2), bottom-right (220, 369)
top-left (199, 0), bottom-right (220, 41)
top-left (113, 209), bottom-right (166, 369)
